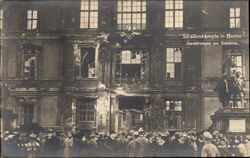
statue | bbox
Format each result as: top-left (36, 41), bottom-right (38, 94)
top-left (214, 55), bottom-right (245, 108)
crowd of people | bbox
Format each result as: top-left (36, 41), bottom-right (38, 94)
top-left (2, 127), bottom-right (250, 157)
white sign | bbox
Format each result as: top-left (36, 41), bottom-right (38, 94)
top-left (229, 119), bottom-right (246, 132)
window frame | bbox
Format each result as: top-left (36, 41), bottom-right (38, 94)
top-left (117, 0), bottom-right (147, 30)
top-left (165, 0), bottom-right (183, 29)
top-left (229, 7), bottom-right (241, 29)
top-left (80, 0), bottom-right (99, 29)
top-left (165, 47), bottom-right (183, 79)
top-left (115, 49), bottom-right (147, 80)
top-left (76, 47), bottom-right (97, 79)
top-left (22, 103), bottom-right (34, 125)
top-left (164, 98), bottom-right (184, 129)
top-left (231, 54), bottom-right (243, 77)
top-left (23, 52), bottom-right (38, 80)
top-left (77, 98), bottom-right (96, 123)
top-left (26, 9), bottom-right (38, 30)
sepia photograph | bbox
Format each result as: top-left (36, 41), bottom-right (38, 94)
top-left (0, 0), bottom-right (249, 157)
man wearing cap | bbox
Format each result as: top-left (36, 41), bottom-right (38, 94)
top-left (201, 132), bottom-right (220, 157)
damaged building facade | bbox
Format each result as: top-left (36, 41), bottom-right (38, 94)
top-left (0, 0), bottom-right (249, 134)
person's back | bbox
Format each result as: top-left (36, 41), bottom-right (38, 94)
top-left (245, 139), bottom-right (250, 157)
top-left (128, 138), bottom-right (136, 158)
top-left (87, 138), bottom-right (97, 157)
top-left (135, 135), bottom-right (149, 157)
top-left (201, 142), bottom-right (220, 157)
top-left (116, 135), bottom-right (129, 157)
top-left (235, 143), bottom-right (247, 157)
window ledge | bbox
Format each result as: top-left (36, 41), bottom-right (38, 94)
top-left (163, 78), bottom-right (183, 81)
top-left (76, 77), bottom-right (98, 81)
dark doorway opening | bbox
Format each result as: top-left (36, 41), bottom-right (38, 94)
top-left (118, 96), bottom-right (145, 131)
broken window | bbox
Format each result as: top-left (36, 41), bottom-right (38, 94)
top-left (27, 10), bottom-right (38, 30)
top-left (116, 50), bottom-right (147, 79)
top-left (22, 103), bottom-right (34, 124)
top-left (166, 48), bottom-right (182, 78)
top-left (231, 55), bottom-right (243, 77)
top-left (24, 53), bottom-right (37, 79)
top-left (78, 48), bottom-right (96, 78)
top-left (117, 0), bottom-right (146, 30)
top-left (230, 8), bottom-right (240, 28)
top-left (165, 100), bottom-right (183, 129)
top-left (77, 98), bottom-right (96, 122)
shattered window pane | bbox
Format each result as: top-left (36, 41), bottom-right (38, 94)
top-left (79, 48), bottom-right (96, 78)
top-left (117, 50), bottom-right (146, 79)
top-left (231, 55), bottom-right (243, 77)
top-left (24, 54), bottom-right (37, 79)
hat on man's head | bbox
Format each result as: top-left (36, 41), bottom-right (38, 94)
top-left (90, 133), bottom-right (95, 138)
top-left (133, 131), bottom-right (139, 136)
top-left (29, 133), bottom-right (37, 138)
top-left (4, 131), bottom-right (10, 135)
top-left (203, 132), bottom-right (213, 139)
top-left (138, 127), bottom-right (144, 133)
top-left (190, 135), bottom-right (196, 141)
top-left (212, 131), bottom-right (219, 135)
top-left (246, 135), bottom-right (250, 140)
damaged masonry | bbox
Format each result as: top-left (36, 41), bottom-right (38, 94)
top-left (0, 0), bottom-right (249, 136)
